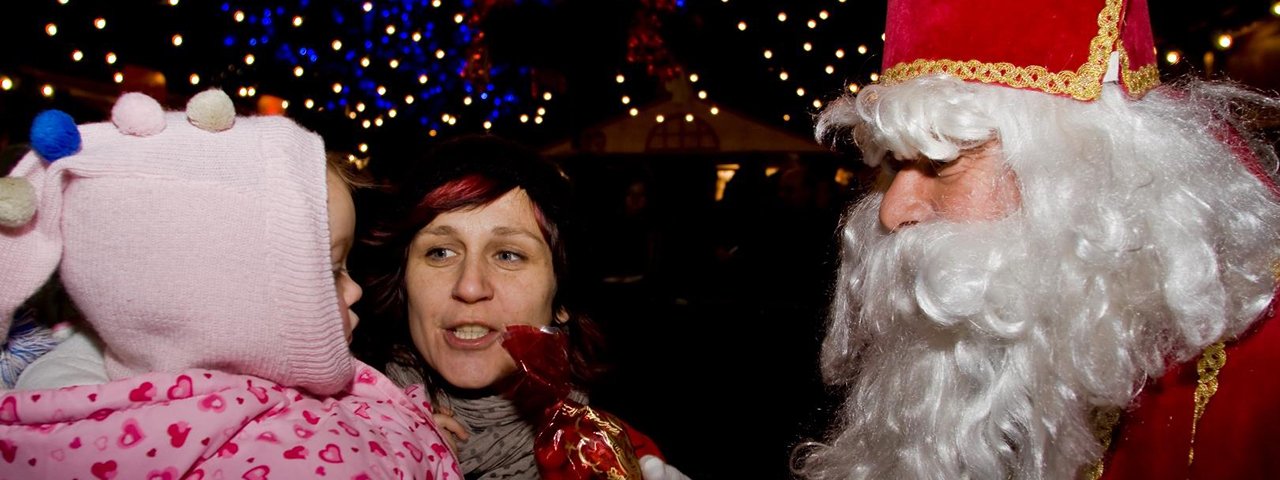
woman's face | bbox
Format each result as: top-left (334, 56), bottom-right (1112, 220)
top-left (405, 188), bottom-right (558, 390)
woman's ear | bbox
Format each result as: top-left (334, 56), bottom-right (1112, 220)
top-left (555, 307), bottom-right (570, 324)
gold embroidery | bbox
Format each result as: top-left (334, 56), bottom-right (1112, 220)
top-left (881, 0), bottom-right (1158, 100)
top-left (1082, 407), bottom-right (1122, 480)
top-left (1188, 341), bottom-right (1226, 466)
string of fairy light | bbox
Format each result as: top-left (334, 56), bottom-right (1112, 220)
top-left (1, 0), bottom-right (1277, 157)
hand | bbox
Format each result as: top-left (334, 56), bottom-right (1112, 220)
top-left (640, 455), bottom-right (691, 480)
top-left (432, 405), bottom-right (471, 457)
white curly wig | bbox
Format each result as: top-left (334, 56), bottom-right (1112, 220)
top-left (797, 75), bottom-right (1280, 479)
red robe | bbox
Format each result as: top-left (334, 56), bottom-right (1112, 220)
top-left (1101, 297), bottom-right (1280, 478)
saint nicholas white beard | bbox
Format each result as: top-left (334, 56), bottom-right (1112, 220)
top-left (820, 198), bottom-right (1127, 479)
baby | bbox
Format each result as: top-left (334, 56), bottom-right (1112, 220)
top-left (0, 91), bottom-right (459, 479)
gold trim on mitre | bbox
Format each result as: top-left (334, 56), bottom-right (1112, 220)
top-left (881, 0), bottom-right (1157, 101)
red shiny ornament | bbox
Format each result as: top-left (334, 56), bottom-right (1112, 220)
top-left (502, 326), bottom-right (644, 479)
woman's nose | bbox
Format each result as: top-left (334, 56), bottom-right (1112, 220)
top-left (451, 257), bottom-right (494, 303)
top-left (879, 168), bottom-right (935, 232)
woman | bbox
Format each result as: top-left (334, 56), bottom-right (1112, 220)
top-left (355, 135), bottom-right (686, 480)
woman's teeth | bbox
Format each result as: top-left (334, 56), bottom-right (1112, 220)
top-left (452, 325), bottom-right (491, 340)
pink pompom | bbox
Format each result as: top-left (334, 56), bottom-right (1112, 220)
top-left (111, 92), bottom-right (167, 136)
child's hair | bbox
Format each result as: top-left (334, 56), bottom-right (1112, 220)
top-left (325, 152), bottom-right (376, 193)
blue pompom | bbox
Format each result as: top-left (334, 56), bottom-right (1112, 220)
top-left (30, 110), bottom-right (81, 162)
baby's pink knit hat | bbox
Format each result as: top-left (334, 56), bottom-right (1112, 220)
top-left (0, 91), bottom-right (353, 395)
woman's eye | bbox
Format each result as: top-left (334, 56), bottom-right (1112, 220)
top-left (425, 247), bottom-right (457, 261)
top-left (496, 250), bottom-right (525, 263)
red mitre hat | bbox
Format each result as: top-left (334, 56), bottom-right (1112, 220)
top-left (880, 0), bottom-right (1159, 101)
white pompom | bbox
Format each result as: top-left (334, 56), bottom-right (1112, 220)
top-left (0, 177), bottom-right (37, 228)
top-left (186, 89), bottom-right (236, 132)
top-left (111, 92), bottom-right (167, 136)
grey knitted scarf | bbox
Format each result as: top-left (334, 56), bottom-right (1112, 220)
top-left (438, 391), bottom-right (540, 480)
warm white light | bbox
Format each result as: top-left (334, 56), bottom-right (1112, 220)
top-left (857, 44), bottom-right (868, 55)
top-left (332, 40), bottom-right (343, 50)
top-left (247, 86), bottom-right (256, 96)
top-left (881, 32), bottom-right (886, 41)
top-left (848, 83), bottom-right (860, 93)
top-left (870, 72), bottom-right (880, 82)
top-left (389, 59), bottom-right (400, 69)
top-left (1216, 34), bottom-right (1233, 49)
top-left (172, 34), bottom-right (183, 46)
top-left (234, 11), bottom-right (244, 22)
top-left (377, 86), bottom-right (387, 96)
top-left (779, 71), bottom-right (789, 81)
top-left (737, 21), bottom-right (747, 31)
top-left (697, 90), bottom-right (707, 99)
top-left (281, 100), bottom-right (289, 109)
top-left (113, 73), bottom-right (124, 84)
top-left (520, 114), bottom-right (530, 123)
top-left (537, 107), bottom-right (546, 115)
top-left (41, 85), bottom-right (54, 97)
top-left (534, 116), bottom-right (543, 124)
top-left (419, 74), bottom-right (429, 84)
top-left (628, 108), bottom-right (638, 116)
top-left (689, 73), bottom-right (699, 83)
top-left (293, 66), bottom-right (304, 77)
top-left (244, 54), bottom-right (255, 65)
top-left (621, 95), bottom-right (631, 104)
top-left (429, 129), bottom-right (438, 136)
top-left (1165, 51), bottom-right (1181, 65)
top-left (46, 23), bottom-right (58, 36)
top-left (238, 87), bottom-right (248, 97)
top-left (432, 0), bottom-right (442, 7)
top-left (684, 113), bottom-right (694, 122)
top-left (441, 114), bottom-right (452, 122)
top-left (1, 77), bottom-right (13, 91)
top-left (709, 106), bottom-right (719, 115)
top-left (463, 96), bottom-right (473, 105)
top-left (655, 114), bottom-right (665, 123)
top-left (763, 49), bottom-right (773, 59)
top-left (783, 114), bottom-right (791, 122)
top-left (543, 92), bottom-right (553, 101)
top-left (374, 117), bottom-right (384, 127)
top-left (803, 42), bottom-right (813, 51)
top-left (405, 95), bottom-right (415, 104)
top-left (169, 0), bottom-right (179, 5)
top-left (106, 52), bottom-right (118, 64)
top-left (777, 12), bottom-right (787, 22)
top-left (796, 87), bottom-right (805, 96)
top-left (819, 10), bottom-right (829, 20)
top-left (305, 99), bottom-right (315, 109)
top-left (835, 48), bottom-right (845, 58)
top-left (825, 65), bottom-right (835, 74)
top-left (435, 49), bottom-right (445, 59)
top-left (454, 13), bottom-right (465, 23)
top-left (412, 32), bottom-right (422, 42)
top-left (356, 102), bottom-right (366, 112)
top-left (1274, 1), bottom-right (1280, 16)
top-left (807, 19), bottom-right (817, 29)
top-left (71, 50), bottom-right (83, 61)
top-left (360, 57), bottom-right (370, 67)
top-left (362, 2), bottom-right (373, 12)
top-left (448, 117), bottom-right (457, 125)
top-left (812, 99), bottom-right (823, 109)
top-left (58, 0), bottom-right (69, 4)
top-left (388, 109), bottom-right (397, 118)
top-left (385, 25), bottom-right (396, 35)
top-left (616, 74), bottom-right (626, 83)
top-left (293, 16), bottom-right (303, 27)
top-left (358, 143), bottom-right (368, 153)
top-left (347, 111), bottom-right (357, 119)
top-left (483, 120), bottom-right (492, 130)
top-left (189, 73), bottom-right (200, 85)
top-left (332, 83), bottom-right (343, 93)
top-left (94, 18), bottom-right (106, 29)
